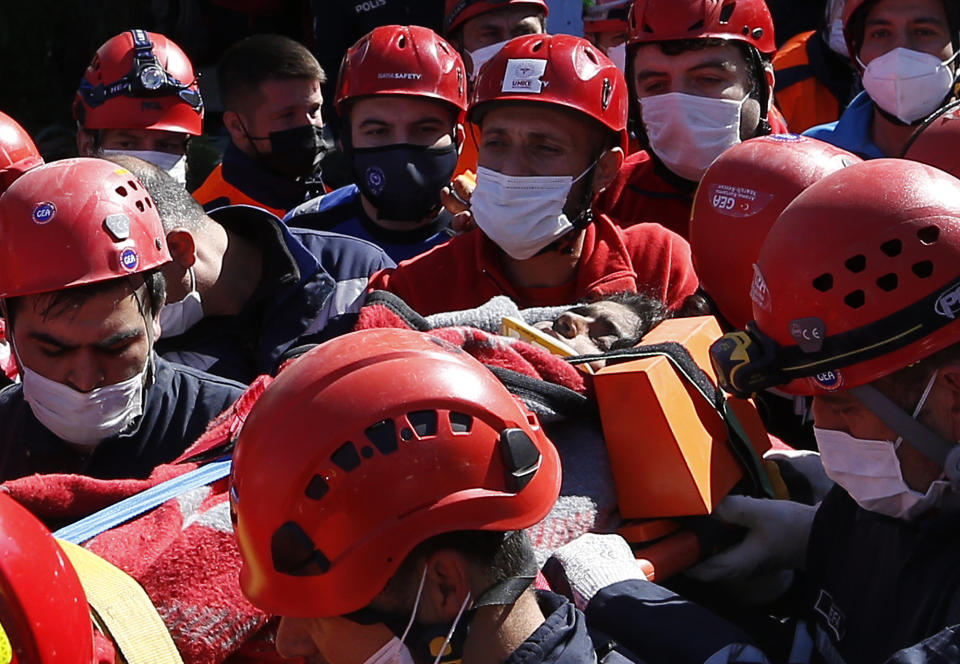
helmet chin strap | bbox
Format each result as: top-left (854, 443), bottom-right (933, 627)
top-left (848, 383), bottom-right (960, 487)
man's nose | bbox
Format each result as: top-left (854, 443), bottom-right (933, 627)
top-left (553, 312), bottom-right (589, 339)
top-left (66, 352), bottom-right (106, 392)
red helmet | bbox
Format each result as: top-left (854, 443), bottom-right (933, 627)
top-left (711, 159), bottom-right (960, 397)
top-left (583, 0), bottom-right (631, 34)
top-left (470, 34), bottom-right (629, 151)
top-left (0, 158), bottom-right (170, 299)
top-left (627, 0), bottom-right (776, 55)
top-left (335, 25), bottom-right (467, 118)
top-left (690, 135), bottom-right (862, 329)
top-left (0, 493), bottom-right (94, 663)
top-left (444, 0), bottom-right (549, 35)
top-left (903, 102), bottom-right (960, 177)
top-left (232, 328), bottom-right (561, 618)
top-left (0, 112), bottom-right (42, 194)
top-left (74, 30), bottom-right (203, 136)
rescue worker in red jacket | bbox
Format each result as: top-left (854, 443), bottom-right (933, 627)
top-left (595, 0), bottom-right (784, 238)
top-left (73, 30), bottom-right (203, 186)
top-left (369, 34), bottom-right (698, 316)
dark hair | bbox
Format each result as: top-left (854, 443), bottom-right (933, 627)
top-left (105, 155), bottom-right (208, 233)
top-left (5, 271), bottom-right (166, 326)
top-left (219, 34), bottom-right (326, 113)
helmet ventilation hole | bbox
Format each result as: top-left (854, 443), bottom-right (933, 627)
top-left (400, 427), bottom-right (414, 441)
top-left (304, 474), bottom-right (329, 500)
top-left (844, 255), bottom-right (866, 273)
top-left (719, 3), bottom-right (736, 24)
top-left (330, 442), bottom-right (361, 471)
top-left (532, 40), bottom-right (544, 51)
top-left (398, 34), bottom-right (406, 48)
top-left (450, 412), bottom-right (473, 433)
top-left (812, 273), bottom-right (833, 292)
top-left (880, 239), bottom-right (902, 256)
top-left (408, 410), bottom-right (438, 437)
top-left (135, 200), bottom-right (145, 212)
top-left (917, 225), bottom-right (940, 245)
top-left (145, 196), bottom-right (153, 208)
top-left (128, 179), bottom-right (139, 190)
top-left (115, 186), bottom-right (128, 197)
top-left (912, 260), bottom-right (934, 278)
top-left (365, 420), bottom-right (398, 454)
top-left (844, 290), bottom-right (866, 309)
top-left (876, 273), bottom-right (898, 291)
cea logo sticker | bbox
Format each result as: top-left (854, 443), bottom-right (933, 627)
top-left (119, 248), bottom-right (140, 272)
top-left (32, 201), bottom-right (56, 225)
top-left (812, 369), bottom-right (844, 392)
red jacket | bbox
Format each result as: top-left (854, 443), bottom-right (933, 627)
top-left (368, 213), bottom-right (698, 315)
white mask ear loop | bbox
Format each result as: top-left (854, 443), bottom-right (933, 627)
top-left (399, 565), bottom-right (429, 644)
top-left (432, 590), bottom-right (473, 664)
top-left (894, 369), bottom-right (939, 450)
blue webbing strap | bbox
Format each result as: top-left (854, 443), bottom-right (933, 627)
top-left (54, 458), bottom-right (233, 544)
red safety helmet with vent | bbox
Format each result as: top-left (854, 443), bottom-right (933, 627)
top-left (690, 135), bottom-right (862, 330)
top-left (0, 112), bottom-right (43, 194)
top-left (444, 0), bottom-right (549, 35)
top-left (627, 0), bottom-right (776, 55)
top-left (231, 328), bottom-right (561, 618)
top-left (710, 159), bottom-right (960, 397)
top-left (0, 158), bottom-right (170, 299)
top-left (0, 493), bottom-right (95, 663)
top-left (583, 0), bottom-right (631, 34)
top-left (74, 30), bottom-right (203, 136)
top-left (335, 25), bottom-right (467, 119)
top-left (470, 33), bottom-right (629, 151)
top-left (903, 102), bottom-right (960, 177)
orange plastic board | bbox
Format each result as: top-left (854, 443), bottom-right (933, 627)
top-left (594, 316), bottom-right (771, 519)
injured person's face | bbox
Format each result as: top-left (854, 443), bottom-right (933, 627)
top-left (536, 300), bottom-right (645, 363)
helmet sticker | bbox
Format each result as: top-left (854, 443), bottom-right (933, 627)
top-left (811, 369), bottom-right (844, 392)
top-left (377, 72), bottom-right (423, 80)
top-left (0, 621), bottom-right (11, 664)
top-left (750, 264), bottom-right (771, 311)
top-left (708, 183), bottom-right (774, 218)
top-left (119, 247), bottom-right (140, 272)
top-left (502, 59), bottom-right (548, 94)
top-left (32, 201), bottom-right (56, 225)
top-left (789, 317), bottom-right (826, 353)
top-left (767, 133), bottom-right (803, 142)
top-left (934, 282), bottom-right (960, 319)
top-left (365, 166), bottom-right (386, 196)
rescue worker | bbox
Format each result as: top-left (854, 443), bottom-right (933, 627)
top-left (582, 0), bottom-right (630, 70)
top-left (369, 34), bottom-right (698, 316)
top-left (704, 159), bottom-right (960, 663)
top-left (805, 0), bottom-right (959, 158)
top-left (231, 327), bottom-right (765, 663)
top-left (112, 156), bottom-right (394, 384)
top-left (443, 0), bottom-right (549, 177)
top-left (285, 25), bottom-right (466, 263)
top-left (772, 0), bottom-right (859, 132)
top-left (0, 158), bottom-right (244, 481)
top-left (0, 111), bottom-right (43, 194)
top-left (594, 0), bottom-right (783, 238)
top-left (74, 30), bottom-right (203, 185)
top-left (192, 34), bottom-right (327, 217)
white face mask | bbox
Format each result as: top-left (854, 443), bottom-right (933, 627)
top-left (608, 42), bottom-right (627, 73)
top-left (470, 163), bottom-right (594, 260)
top-left (101, 149), bottom-right (188, 185)
top-left (158, 266), bottom-right (204, 338)
top-left (363, 637), bottom-right (415, 664)
top-left (858, 47), bottom-right (958, 124)
top-left (20, 358), bottom-right (149, 447)
top-left (638, 92), bottom-right (747, 182)
top-left (815, 371), bottom-right (950, 520)
top-left (467, 39), bottom-right (510, 81)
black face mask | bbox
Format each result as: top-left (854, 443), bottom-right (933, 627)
top-left (350, 142), bottom-right (459, 222)
top-left (245, 123), bottom-right (326, 179)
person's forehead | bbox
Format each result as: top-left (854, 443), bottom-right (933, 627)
top-left (350, 96), bottom-right (454, 125)
top-left (256, 77), bottom-right (322, 111)
top-left (15, 286), bottom-right (143, 335)
top-left (865, 0), bottom-right (949, 23)
top-left (632, 41), bottom-right (748, 73)
top-left (463, 5), bottom-right (544, 31)
top-left (100, 127), bottom-right (185, 142)
top-left (481, 103), bottom-right (593, 141)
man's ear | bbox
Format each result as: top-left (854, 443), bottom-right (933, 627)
top-left (592, 146), bottom-right (625, 194)
top-left (420, 550), bottom-right (473, 622)
top-left (223, 111), bottom-right (250, 151)
top-left (166, 229), bottom-right (197, 269)
top-left (764, 65), bottom-right (776, 112)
